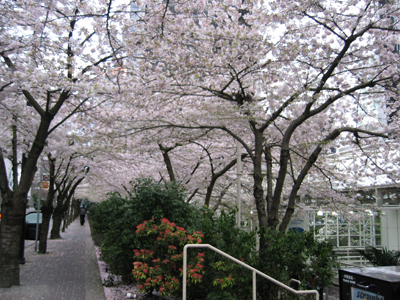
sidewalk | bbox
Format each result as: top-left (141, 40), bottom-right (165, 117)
top-left (0, 218), bottom-right (105, 300)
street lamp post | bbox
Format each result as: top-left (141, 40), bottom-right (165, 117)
top-left (19, 154), bottom-right (28, 264)
top-left (236, 141), bottom-right (242, 227)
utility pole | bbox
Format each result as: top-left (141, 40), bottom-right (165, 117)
top-left (236, 141), bottom-right (242, 227)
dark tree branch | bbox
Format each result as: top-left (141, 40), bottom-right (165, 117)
top-left (278, 127), bottom-right (388, 231)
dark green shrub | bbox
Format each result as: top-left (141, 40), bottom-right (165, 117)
top-left (87, 204), bottom-right (103, 247)
top-left (128, 177), bottom-right (202, 232)
top-left (186, 211), bottom-right (337, 300)
top-left (89, 177), bottom-right (202, 283)
top-left (255, 229), bottom-right (338, 300)
top-left (192, 209), bottom-right (257, 300)
top-left (87, 193), bottom-right (126, 246)
top-left (89, 180), bottom-right (338, 298)
top-left (359, 246), bottom-right (400, 266)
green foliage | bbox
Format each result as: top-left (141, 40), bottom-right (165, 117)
top-left (128, 177), bottom-right (201, 231)
top-left (189, 209), bottom-right (258, 299)
top-left (187, 211), bottom-right (337, 300)
top-left (200, 209), bottom-right (256, 259)
top-left (88, 178), bottom-right (202, 283)
top-left (256, 229), bottom-right (338, 299)
top-left (87, 193), bottom-right (125, 246)
top-left (359, 246), bottom-right (400, 266)
top-left (90, 182), bottom-right (338, 299)
top-left (133, 218), bottom-right (205, 297)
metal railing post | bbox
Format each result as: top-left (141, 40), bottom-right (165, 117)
top-left (183, 246), bottom-right (188, 299)
top-left (253, 270), bottom-right (256, 300)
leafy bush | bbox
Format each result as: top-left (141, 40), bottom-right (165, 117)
top-left (90, 179), bottom-right (338, 298)
top-left (185, 211), bottom-right (337, 300)
top-left (359, 246), bottom-right (400, 266)
top-left (133, 218), bottom-right (205, 297)
top-left (89, 178), bottom-right (202, 283)
top-left (128, 177), bottom-right (202, 231)
top-left (87, 192), bottom-right (126, 246)
top-left (191, 209), bottom-right (257, 299)
top-left (255, 229), bottom-right (338, 300)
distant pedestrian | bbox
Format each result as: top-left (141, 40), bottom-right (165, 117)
top-left (79, 206), bottom-right (87, 226)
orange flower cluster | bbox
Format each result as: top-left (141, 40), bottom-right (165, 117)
top-left (132, 218), bottom-right (205, 297)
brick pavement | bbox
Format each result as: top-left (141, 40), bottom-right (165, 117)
top-left (0, 218), bottom-right (105, 300)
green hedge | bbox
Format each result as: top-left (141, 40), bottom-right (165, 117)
top-left (89, 178), bottom-right (338, 299)
top-left (89, 178), bottom-right (202, 282)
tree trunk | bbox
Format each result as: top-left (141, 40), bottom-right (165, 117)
top-left (62, 214), bottom-right (67, 232)
top-left (0, 194), bottom-right (25, 287)
top-left (51, 181), bottom-right (82, 238)
top-left (73, 199), bottom-right (82, 220)
top-left (204, 178), bottom-right (217, 208)
top-left (39, 156), bottom-right (55, 253)
top-left (252, 129), bottom-right (269, 253)
top-left (50, 183), bottom-right (69, 239)
top-left (253, 130), bottom-right (279, 300)
top-left (38, 204), bottom-right (53, 253)
top-left (0, 111), bottom-right (55, 287)
top-left (63, 196), bottom-right (72, 231)
top-left (50, 186), bottom-right (69, 239)
top-left (50, 206), bottom-right (64, 239)
top-left (158, 144), bottom-right (176, 182)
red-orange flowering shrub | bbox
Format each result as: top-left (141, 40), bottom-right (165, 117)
top-left (132, 218), bottom-right (205, 297)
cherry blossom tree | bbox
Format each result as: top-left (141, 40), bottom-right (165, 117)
top-left (104, 117), bottom-right (248, 208)
top-left (2, 0), bottom-right (399, 287)
top-left (114, 0), bottom-right (400, 255)
top-left (49, 163), bottom-right (88, 240)
top-left (0, 0), bottom-right (123, 287)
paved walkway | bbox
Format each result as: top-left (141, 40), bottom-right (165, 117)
top-left (0, 218), bottom-right (105, 300)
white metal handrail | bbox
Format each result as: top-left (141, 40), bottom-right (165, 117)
top-left (183, 244), bottom-right (319, 300)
